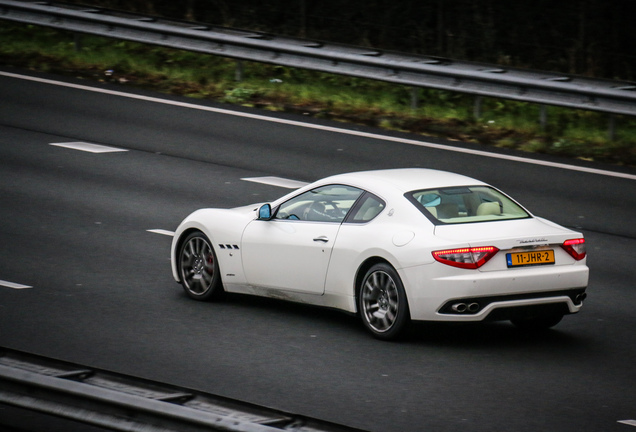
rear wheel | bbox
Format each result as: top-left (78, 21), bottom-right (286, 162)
top-left (511, 313), bottom-right (564, 331)
top-left (178, 232), bottom-right (223, 301)
top-left (358, 263), bottom-right (410, 340)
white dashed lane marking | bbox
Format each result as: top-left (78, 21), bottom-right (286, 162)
top-left (50, 142), bottom-right (128, 153)
top-left (242, 176), bottom-right (308, 189)
top-left (0, 280), bottom-right (32, 289)
top-left (147, 229), bottom-right (175, 237)
top-left (619, 420), bottom-right (636, 427)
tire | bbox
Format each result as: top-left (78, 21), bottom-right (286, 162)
top-left (511, 313), bottom-right (564, 331)
top-left (178, 231), bottom-right (223, 301)
top-left (358, 263), bottom-right (410, 340)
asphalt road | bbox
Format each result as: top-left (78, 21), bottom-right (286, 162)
top-left (1, 68), bottom-right (635, 432)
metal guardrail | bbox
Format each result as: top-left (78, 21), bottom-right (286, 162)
top-left (1, 0), bottom-right (635, 117)
top-left (0, 348), bottom-right (363, 432)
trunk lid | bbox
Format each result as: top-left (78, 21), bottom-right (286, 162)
top-left (434, 217), bottom-right (582, 271)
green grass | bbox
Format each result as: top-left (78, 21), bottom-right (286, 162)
top-left (1, 22), bottom-right (634, 166)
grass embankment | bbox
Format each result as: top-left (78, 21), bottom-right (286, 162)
top-left (1, 22), bottom-right (634, 166)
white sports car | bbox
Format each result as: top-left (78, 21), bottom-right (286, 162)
top-left (171, 168), bottom-right (588, 340)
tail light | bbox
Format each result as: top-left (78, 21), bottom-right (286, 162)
top-left (432, 246), bottom-right (499, 269)
top-left (561, 238), bottom-right (586, 260)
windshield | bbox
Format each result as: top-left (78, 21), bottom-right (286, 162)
top-left (406, 185), bottom-right (531, 224)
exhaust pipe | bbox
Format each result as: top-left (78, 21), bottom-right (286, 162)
top-left (467, 303), bottom-right (480, 313)
top-left (451, 303), bottom-right (468, 313)
top-left (575, 293), bottom-right (587, 304)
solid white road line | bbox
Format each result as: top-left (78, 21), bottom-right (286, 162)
top-left (3, 71), bottom-right (634, 181)
top-left (619, 420), bottom-right (636, 427)
top-left (50, 142), bottom-right (128, 153)
top-left (242, 176), bottom-right (309, 189)
top-left (0, 280), bottom-right (32, 289)
top-left (147, 229), bottom-right (175, 237)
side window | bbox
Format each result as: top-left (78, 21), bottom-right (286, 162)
top-left (274, 185), bottom-right (363, 223)
top-left (348, 193), bottom-right (386, 223)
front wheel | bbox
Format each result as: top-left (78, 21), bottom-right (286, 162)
top-left (178, 232), bottom-right (223, 301)
top-left (358, 263), bottom-right (410, 340)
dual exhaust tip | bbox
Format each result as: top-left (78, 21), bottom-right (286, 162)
top-left (451, 302), bottom-right (480, 314)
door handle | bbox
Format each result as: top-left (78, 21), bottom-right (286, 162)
top-left (313, 236), bottom-right (329, 243)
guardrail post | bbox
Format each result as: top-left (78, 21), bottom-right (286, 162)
top-left (410, 87), bottom-right (419, 110)
top-left (608, 114), bottom-right (616, 140)
top-left (235, 60), bottom-right (244, 82)
top-left (74, 33), bottom-right (82, 52)
top-left (539, 105), bottom-right (547, 131)
top-left (299, 0), bottom-right (307, 38)
top-left (474, 96), bottom-right (483, 119)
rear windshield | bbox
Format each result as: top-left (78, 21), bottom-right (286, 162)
top-left (406, 185), bottom-right (531, 224)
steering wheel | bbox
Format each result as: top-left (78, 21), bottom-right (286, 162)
top-left (303, 201), bottom-right (326, 221)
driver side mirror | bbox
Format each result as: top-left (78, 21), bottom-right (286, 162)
top-left (258, 204), bottom-right (272, 220)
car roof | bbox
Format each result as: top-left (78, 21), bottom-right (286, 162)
top-left (319, 168), bottom-right (486, 194)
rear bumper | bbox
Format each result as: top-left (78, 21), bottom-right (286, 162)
top-left (437, 291), bottom-right (584, 322)
top-left (400, 262), bottom-right (589, 322)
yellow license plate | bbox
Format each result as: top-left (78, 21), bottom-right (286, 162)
top-left (506, 250), bottom-right (555, 267)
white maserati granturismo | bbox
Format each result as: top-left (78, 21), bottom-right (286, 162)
top-left (171, 168), bottom-right (588, 340)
